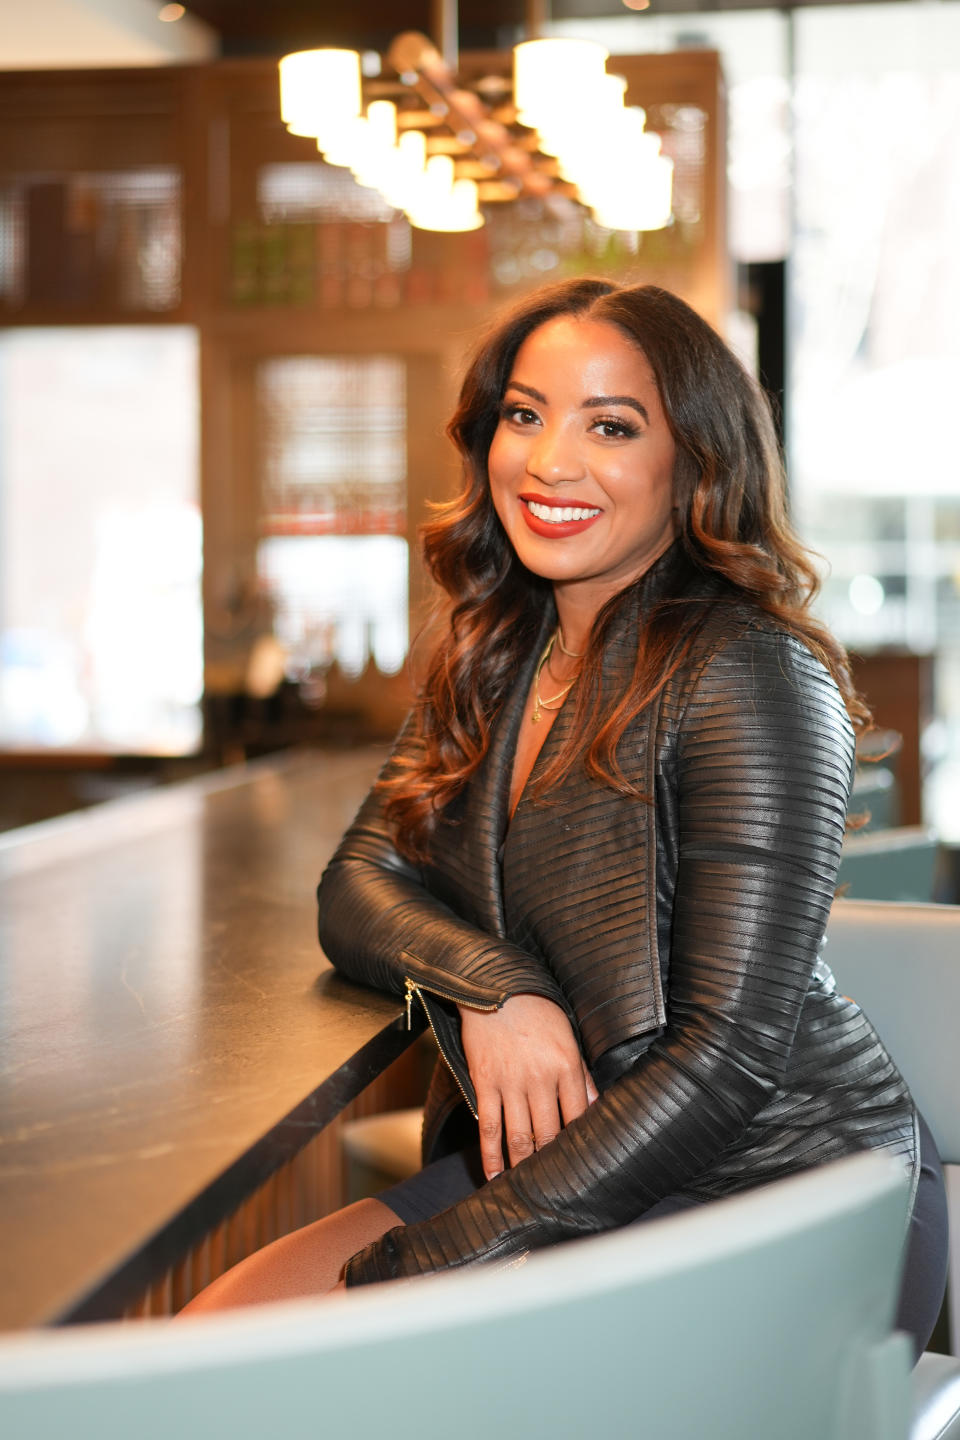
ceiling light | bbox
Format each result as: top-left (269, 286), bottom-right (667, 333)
top-left (279, 49), bottom-right (362, 143)
top-left (277, 32), bottom-right (672, 234)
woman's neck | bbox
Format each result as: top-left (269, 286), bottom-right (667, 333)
top-left (551, 533), bottom-right (680, 654)
top-left (552, 591), bottom-right (599, 659)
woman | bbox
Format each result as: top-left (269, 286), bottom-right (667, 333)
top-left (184, 279), bottom-right (946, 1350)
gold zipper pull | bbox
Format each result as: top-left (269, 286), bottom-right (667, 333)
top-left (404, 978), bottom-right (415, 1030)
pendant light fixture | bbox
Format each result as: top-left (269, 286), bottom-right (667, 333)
top-left (278, 15), bottom-right (673, 235)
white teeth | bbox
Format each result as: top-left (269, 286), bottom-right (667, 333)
top-left (527, 500), bottom-right (601, 524)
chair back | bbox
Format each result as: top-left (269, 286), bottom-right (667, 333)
top-left (825, 899), bottom-right (960, 1165)
top-left (838, 828), bottom-right (940, 903)
top-left (851, 763), bottom-right (899, 831)
top-left (0, 1151), bottom-right (911, 1440)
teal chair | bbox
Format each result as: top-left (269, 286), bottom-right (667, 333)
top-left (850, 763), bottom-right (900, 832)
top-left (0, 1151), bottom-right (912, 1440)
top-left (826, 899), bottom-right (960, 1438)
top-left (838, 827), bottom-right (940, 902)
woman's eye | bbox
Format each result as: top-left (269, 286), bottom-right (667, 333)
top-left (592, 417), bottom-right (638, 439)
top-left (502, 404), bottom-right (539, 426)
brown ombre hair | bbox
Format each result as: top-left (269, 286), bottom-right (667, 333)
top-left (382, 278), bottom-right (868, 859)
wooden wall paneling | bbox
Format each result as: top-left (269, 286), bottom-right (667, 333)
top-left (201, 331), bottom-right (253, 699)
top-left (405, 349), bottom-right (465, 626)
top-left (0, 69), bottom-right (183, 173)
top-left (0, 68), bottom-right (190, 325)
top-left (233, 351), bottom-right (264, 623)
top-left (851, 651), bottom-right (934, 828)
top-left (209, 303), bottom-right (493, 353)
top-left (179, 67), bottom-right (215, 323)
top-left (192, 67), bottom-right (234, 315)
top-left (202, 60), bottom-right (332, 312)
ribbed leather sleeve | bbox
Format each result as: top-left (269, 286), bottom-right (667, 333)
top-left (344, 627), bottom-right (865, 1284)
top-left (316, 748), bottom-right (568, 1018)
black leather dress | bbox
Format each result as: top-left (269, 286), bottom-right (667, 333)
top-left (316, 549), bottom-right (920, 1286)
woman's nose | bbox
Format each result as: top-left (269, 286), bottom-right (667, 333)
top-left (525, 424), bottom-right (585, 485)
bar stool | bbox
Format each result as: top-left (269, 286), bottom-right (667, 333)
top-left (342, 899), bottom-right (960, 1439)
top-left (824, 899), bottom-right (960, 1440)
top-left (0, 1150), bottom-right (919, 1439)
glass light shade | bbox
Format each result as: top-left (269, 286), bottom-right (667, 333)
top-left (564, 109), bottom-right (657, 193)
top-left (379, 129), bottom-right (427, 209)
top-left (537, 73), bottom-right (630, 160)
top-left (513, 38), bottom-right (609, 130)
top-left (417, 153), bottom-right (455, 209)
top-left (589, 154), bottom-right (674, 232)
top-left (319, 115), bottom-right (369, 168)
top-left (408, 178), bottom-right (483, 233)
top-left (406, 160), bottom-right (483, 232)
top-left (397, 129), bottom-right (427, 170)
top-left (365, 100), bottom-right (397, 148)
top-left (346, 103), bottom-right (399, 188)
top-left (279, 48), bottom-right (361, 140)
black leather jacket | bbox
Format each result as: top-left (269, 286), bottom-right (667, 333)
top-left (317, 552), bottom-right (919, 1286)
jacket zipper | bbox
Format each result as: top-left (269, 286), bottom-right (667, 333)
top-left (404, 976), bottom-right (501, 1023)
top-left (404, 978), bottom-right (499, 1120)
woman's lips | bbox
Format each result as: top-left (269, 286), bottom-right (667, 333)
top-left (519, 495), bottom-right (602, 539)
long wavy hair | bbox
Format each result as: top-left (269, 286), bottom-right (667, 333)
top-left (383, 277), bottom-right (868, 859)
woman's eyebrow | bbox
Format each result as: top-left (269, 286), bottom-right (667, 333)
top-left (504, 381), bottom-right (546, 402)
top-left (505, 381), bottom-right (649, 423)
top-left (583, 394), bottom-right (649, 421)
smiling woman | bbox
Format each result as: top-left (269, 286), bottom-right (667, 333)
top-left (488, 316), bottom-right (677, 636)
top-left (181, 279), bottom-right (947, 1365)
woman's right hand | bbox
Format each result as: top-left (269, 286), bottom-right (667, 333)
top-left (458, 994), bottom-right (599, 1181)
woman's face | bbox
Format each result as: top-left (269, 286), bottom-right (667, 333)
top-left (487, 316), bottom-right (678, 612)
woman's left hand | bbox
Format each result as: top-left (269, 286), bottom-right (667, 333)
top-left (458, 994), bottom-right (599, 1181)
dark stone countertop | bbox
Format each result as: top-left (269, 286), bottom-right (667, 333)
top-left (0, 747), bottom-right (413, 1331)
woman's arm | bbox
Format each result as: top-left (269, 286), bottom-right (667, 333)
top-left (344, 626), bottom-right (857, 1283)
top-left (317, 732), bottom-right (569, 1032)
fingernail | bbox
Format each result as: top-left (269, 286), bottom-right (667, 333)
top-left (487, 1168), bottom-right (501, 1181)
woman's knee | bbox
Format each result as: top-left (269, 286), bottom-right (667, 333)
top-left (177, 1197), bottom-right (403, 1316)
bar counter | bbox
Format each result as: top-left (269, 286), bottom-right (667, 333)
top-left (0, 747), bottom-right (413, 1331)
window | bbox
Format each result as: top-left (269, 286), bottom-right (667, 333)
top-left (0, 326), bottom-right (202, 752)
top-left (255, 355), bottom-right (408, 682)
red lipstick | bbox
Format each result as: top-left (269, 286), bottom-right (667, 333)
top-left (518, 494), bottom-right (602, 540)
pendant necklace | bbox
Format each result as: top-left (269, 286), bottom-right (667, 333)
top-left (531, 630), bottom-right (579, 724)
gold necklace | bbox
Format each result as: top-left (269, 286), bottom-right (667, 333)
top-left (532, 631), bottom-right (577, 724)
top-left (556, 626), bottom-right (584, 658)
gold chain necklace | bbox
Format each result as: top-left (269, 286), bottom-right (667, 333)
top-left (556, 626), bottom-right (584, 658)
top-left (532, 631), bottom-right (577, 724)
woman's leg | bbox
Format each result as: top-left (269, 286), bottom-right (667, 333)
top-left (179, 1146), bottom-right (483, 1318)
top-left (177, 1197), bottom-right (402, 1316)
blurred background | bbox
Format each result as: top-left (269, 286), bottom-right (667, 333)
top-left (1, 0), bottom-right (958, 873)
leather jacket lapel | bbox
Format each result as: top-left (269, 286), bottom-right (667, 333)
top-left (501, 612), bottom-right (666, 1064)
top-left (436, 604), bottom-right (555, 940)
